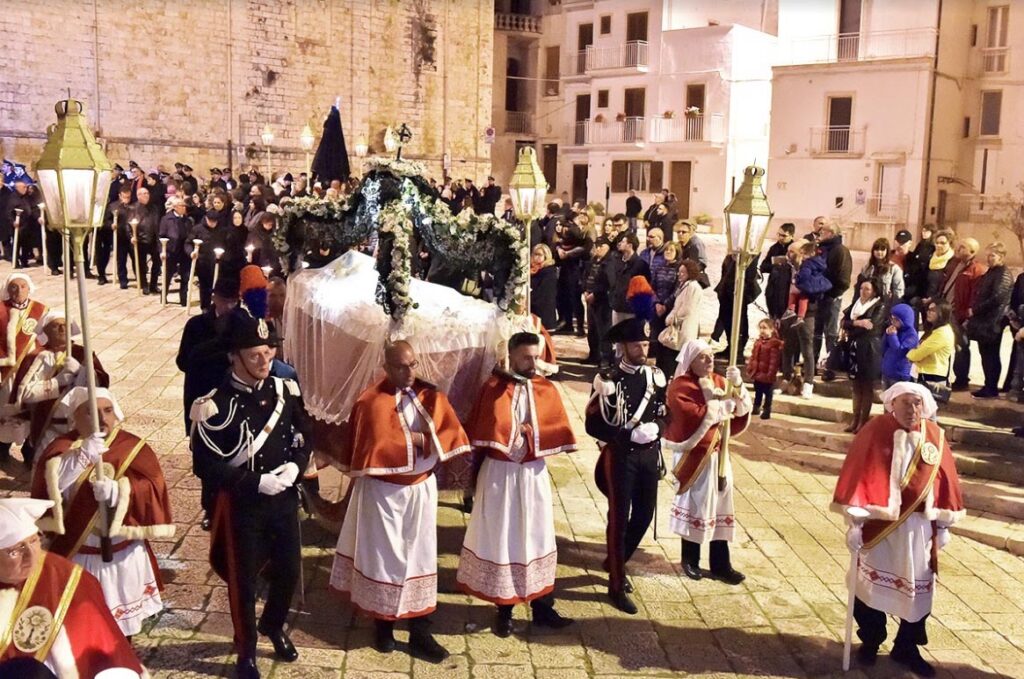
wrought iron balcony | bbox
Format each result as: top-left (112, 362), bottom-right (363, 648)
top-left (779, 28), bottom-right (937, 65)
top-left (562, 40), bottom-right (650, 77)
top-left (810, 125), bottom-right (866, 156)
top-left (503, 111), bottom-right (533, 135)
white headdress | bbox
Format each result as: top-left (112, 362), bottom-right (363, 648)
top-left (2, 272), bottom-right (35, 300)
top-left (882, 382), bottom-right (937, 421)
top-left (36, 310), bottom-right (81, 345)
top-left (59, 386), bottom-right (125, 424)
top-left (674, 339), bottom-right (712, 378)
top-left (0, 498), bottom-right (54, 549)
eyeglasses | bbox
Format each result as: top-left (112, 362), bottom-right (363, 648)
top-left (1, 534), bottom-right (40, 560)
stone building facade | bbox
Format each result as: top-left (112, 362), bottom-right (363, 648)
top-left (0, 0), bottom-right (493, 182)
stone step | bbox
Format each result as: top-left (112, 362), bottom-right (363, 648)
top-left (766, 391), bottom-right (1024, 457)
top-left (747, 415), bottom-right (1024, 522)
top-left (806, 377), bottom-right (1024, 430)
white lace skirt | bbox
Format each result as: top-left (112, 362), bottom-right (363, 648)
top-left (855, 513), bottom-right (935, 622)
top-left (74, 538), bottom-right (163, 636)
top-left (669, 449), bottom-right (736, 543)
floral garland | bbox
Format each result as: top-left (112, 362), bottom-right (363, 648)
top-left (278, 166), bottom-right (527, 323)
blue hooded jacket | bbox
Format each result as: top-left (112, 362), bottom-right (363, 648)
top-left (795, 254), bottom-right (832, 299)
top-left (881, 303), bottom-right (919, 381)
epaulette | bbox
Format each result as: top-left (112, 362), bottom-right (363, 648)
top-left (592, 373), bottom-right (616, 397)
top-left (651, 365), bottom-right (667, 388)
top-left (282, 377), bottom-right (301, 397)
top-left (189, 388), bottom-right (220, 425)
top-left (492, 366), bottom-right (527, 384)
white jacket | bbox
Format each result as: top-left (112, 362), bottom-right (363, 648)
top-left (665, 279), bottom-right (703, 344)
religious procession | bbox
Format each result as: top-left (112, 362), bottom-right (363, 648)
top-left (3, 2), bottom-right (1024, 678)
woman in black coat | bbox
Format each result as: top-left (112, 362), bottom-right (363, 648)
top-left (841, 277), bottom-right (887, 433)
top-left (530, 243), bottom-right (559, 330)
top-left (967, 242), bottom-right (1014, 397)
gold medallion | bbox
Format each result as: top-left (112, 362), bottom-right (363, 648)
top-left (921, 442), bottom-right (940, 465)
top-left (13, 605), bottom-right (53, 653)
top-left (22, 318), bottom-right (38, 335)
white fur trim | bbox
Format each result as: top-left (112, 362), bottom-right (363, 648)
top-left (0, 588), bottom-right (17, 642)
top-left (732, 385), bottom-right (753, 418)
top-left (0, 309), bottom-right (19, 367)
top-left (830, 428), bottom-right (918, 521)
top-left (105, 476), bottom-right (133, 538)
top-left (672, 402), bottom-right (720, 454)
top-left (48, 625), bottom-right (79, 679)
top-left (36, 455), bottom-right (67, 535)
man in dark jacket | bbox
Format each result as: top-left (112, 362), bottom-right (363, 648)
top-left (760, 222), bottom-right (795, 275)
top-left (712, 254), bottom-right (760, 357)
top-left (813, 222), bottom-right (852, 363)
top-left (625, 191), bottom-right (642, 228)
top-left (677, 220), bottom-right (709, 288)
top-left (188, 210), bottom-right (235, 309)
top-left (966, 242), bottom-right (1012, 398)
top-left (476, 176), bottom-right (502, 215)
top-left (584, 237), bottom-right (613, 366)
top-left (160, 197), bottom-right (194, 306)
top-left (129, 186), bottom-right (161, 295)
top-left (606, 231), bottom-right (651, 324)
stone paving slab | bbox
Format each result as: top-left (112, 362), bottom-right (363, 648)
top-left (0, 260), bottom-right (1022, 678)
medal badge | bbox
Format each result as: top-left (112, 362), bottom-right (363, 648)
top-left (257, 319), bottom-right (270, 340)
top-left (13, 605), bottom-right (53, 653)
top-left (22, 317), bottom-right (38, 335)
top-left (921, 441), bottom-right (940, 465)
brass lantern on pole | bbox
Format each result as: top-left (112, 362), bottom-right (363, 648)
top-left (716, 164), bottom-right (773, 490)
top-left (34, 98), bottom-right (115, 561)
top-left (508, 147), bottom-right (549, 316)
top-left (261, 124), bottom-right (275, 178)
top-left (299, 124), bottom-right (315, 178)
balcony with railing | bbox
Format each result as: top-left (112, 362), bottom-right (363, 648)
top-left (810, 125), bottom-right (866, 156)
top-left (495, 12), bottom-right (542, 34)
top-left (503, 110), bottom-right (533, 135)
top-left (943, 193), bottom-right (1013, 223)
top-left (978, 46), bottom-right (1010, 74)
top-left (567, 114), bottom-right (725, 147)
top-left (779, 28), bottom-right (937, 66)
top-left (865, 193), bottom-right (910, 223)
top-left (562, 41), bottom-right (650, 77)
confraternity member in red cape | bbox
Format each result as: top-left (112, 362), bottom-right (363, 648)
top-left (456, 331), bottom-right (576, 637)
top-left (331, 340), bottom-right (470, 663)
top-left (0, 498), bottom-right (147, 678)
top-left (0, 273), bottom-right (48, 463)
top-left (30, 386), bottom-right (174, 638)
top-left (832, 382), bottom-right (964, 677)
top-left (665, 339), bottom-right (751, 585)
top-left (584, 318), bottom-right (667, 615)
top-left (191, 313), bottom-right (311, 679)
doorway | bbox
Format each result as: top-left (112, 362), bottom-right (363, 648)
top-left (575, 94), bottom-right (591, 145)
top-left (577, 23), bottom-right (593, 74)
top-left (542, 144), bottom-right (558, 194)
top-left (827, 96), bottom-right (853, 152)
top-left (838, 0), bottom-right (862, 60)
top-left (623, 88), bottom-right (646, 142)
top-left (670, 161), bottom-right (691, 219)
top-left (875, 163), bottom-right (904, 218)
top-left (572, 164), bottom-right (589, 205)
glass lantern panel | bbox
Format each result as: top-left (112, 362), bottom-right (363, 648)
top-left (726, 212), bottom-right (750, 254)
top-left (91, 170), bottom-right (112, 227)
top-left (746, 214), bottom-right (772, 255)
top-left (509, 186), bottom-right (524, 220)
top-left (37, 169), bottom-right (64, 227)
top-left (531, 187), bottom-right (548, 219)
top-left (62, 169), bottom-right (96, 225)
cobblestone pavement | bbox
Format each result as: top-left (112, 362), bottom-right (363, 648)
top-left (1, 259), bottom-right (1022, 679)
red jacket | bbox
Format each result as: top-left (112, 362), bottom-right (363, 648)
top-left (746, 336), bottom-right (784, 384)
top-left (941, 257), bottom-right (987, 324)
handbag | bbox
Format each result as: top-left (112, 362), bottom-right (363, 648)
top-left (826, 338), bottom-right (853, 374)
top-left (921, 378), bottom-right (952, 404)
top-left (658, 323), bottom-right (683, 351)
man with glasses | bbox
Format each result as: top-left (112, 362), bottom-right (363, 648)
top-left (813, 220), bottom-right (852, 367)
top-left (0, 498), bottom-right (144, 676)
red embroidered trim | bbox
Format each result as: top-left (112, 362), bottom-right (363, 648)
top-left (858, 561), bottom-right (933, 597)
top-left (111, 580), bottom-right (161, 620)
top-left (669, 505), bottom-right (735, 530)
top-left (331, 553), bottom-right (437, 619)
top-left (456, 547), bottom-right (557, 605)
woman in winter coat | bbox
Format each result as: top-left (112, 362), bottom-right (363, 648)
top-left (658, 258), bottom-right (703, 374)
top-left (881, 303), bottom-right (919, 388)
top-left (966, 242), bottom-right (1014, 398)
top-left (841, 277), bottom-right (887, 433)
top-left (530, 243), bottom-right (559, 330)
top-left (858, 237), bottom-right (904, 304)
top-left (924, 229), bottom-right (955, 300)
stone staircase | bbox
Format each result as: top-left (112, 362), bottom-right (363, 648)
top-left (746, 377), bottom-right (1024, 556)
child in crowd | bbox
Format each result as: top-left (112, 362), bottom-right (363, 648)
top-left (784, 240), bottom-right (831, 327)
top-left (746, 318), bottom-right (785, 419)
top-left (881, 303), bottom-right (920, 389)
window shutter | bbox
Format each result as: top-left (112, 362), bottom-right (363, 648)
top-left (649, 162), bottom-right (664, 191)
top-left (611, 162), bottom-right (627, 192)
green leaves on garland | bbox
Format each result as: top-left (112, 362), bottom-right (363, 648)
top-left (278, 158), bottom-right (527, 323)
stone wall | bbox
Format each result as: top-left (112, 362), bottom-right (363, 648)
top-left (0, 0), bottom-right (493, 182)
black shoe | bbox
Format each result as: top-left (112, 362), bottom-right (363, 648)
top-left (236, 656), bottom-right (260, 679)
top-left (608, 589), bottom-right (638, 615)
top-left (49, 269), bottom-right (61, 276)
top-left (971, 387), bottom-right (998, 399)
top-left (623, 578), bottom-right (633, 594)
top-left (142, 288), bottom-right (150, 296)
top-left (149, 285), bottom-right (159, 295)
top-left (409, 631), bottom-right (449, 663)
top-left (493, 609), bottom-right (513, 638)
top-left (759, 410), bottom-right (771, 420)
top-left (891, 644), bottom-right (936, 678)
top-left (682, 562), bottom-right (703, 580)
top-left (950, 382), bottom-right (970, 392)
top-left (751, 405), bottom-right (761, 416)
top-left (120, 283), bottom-right (129, 290)
top-left (856, 643), bottom-right (879, 667)
top-left (256, 624), bottom-right (298, 662)
top-left (531, 603), bottom-right (573, 629)
top-left (98, 275), bottom-right (108, 285)
top-left (708, 568), bottom-right (746, 585)
top-left (374, 622), bottom-right (396, 653)
top-left (85, 269), bottom-right (95, 279)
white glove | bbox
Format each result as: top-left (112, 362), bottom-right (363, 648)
top-left (705, 400), bottom-right (724, 425)
top-left (56, 371), bottom-right (76, 388)
top-left (63, 357), bottom-right (82, 375)
top-left (725, 365), bottom-right (743, 387)
top-left (720, 399), bottom-right (737, 417)
top-left (629, 421), bottom-right (659, 444)
top-left (80, 432), bottom-right (108, 464)
top-left (271, 462), bottom-right (300, 487)
top-left (258, 473), bottom-right (290, 496)
top-left (935, 526), bottom-right (951, 550)
top-left (92, 477), bottom-right (119, 506)
top-left (846, 524), bottom-right (863, 552)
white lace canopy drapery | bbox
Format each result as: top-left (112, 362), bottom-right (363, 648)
top-left (283, 251), bottom-right (516, 425)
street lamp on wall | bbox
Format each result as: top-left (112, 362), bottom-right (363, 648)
top-left (261, 124), bottom-right (275, 179)
top-left (354, 135), bottom-right (368, 158)
top-left (717, 164), bottom-right (773, 491)
top-left (299, 124), bottom-right (315, 177)
top-left (34, 98), bottom-right (114, 562)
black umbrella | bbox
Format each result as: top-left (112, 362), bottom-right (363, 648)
top-left (310, 104), bottom-right (350, 184)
